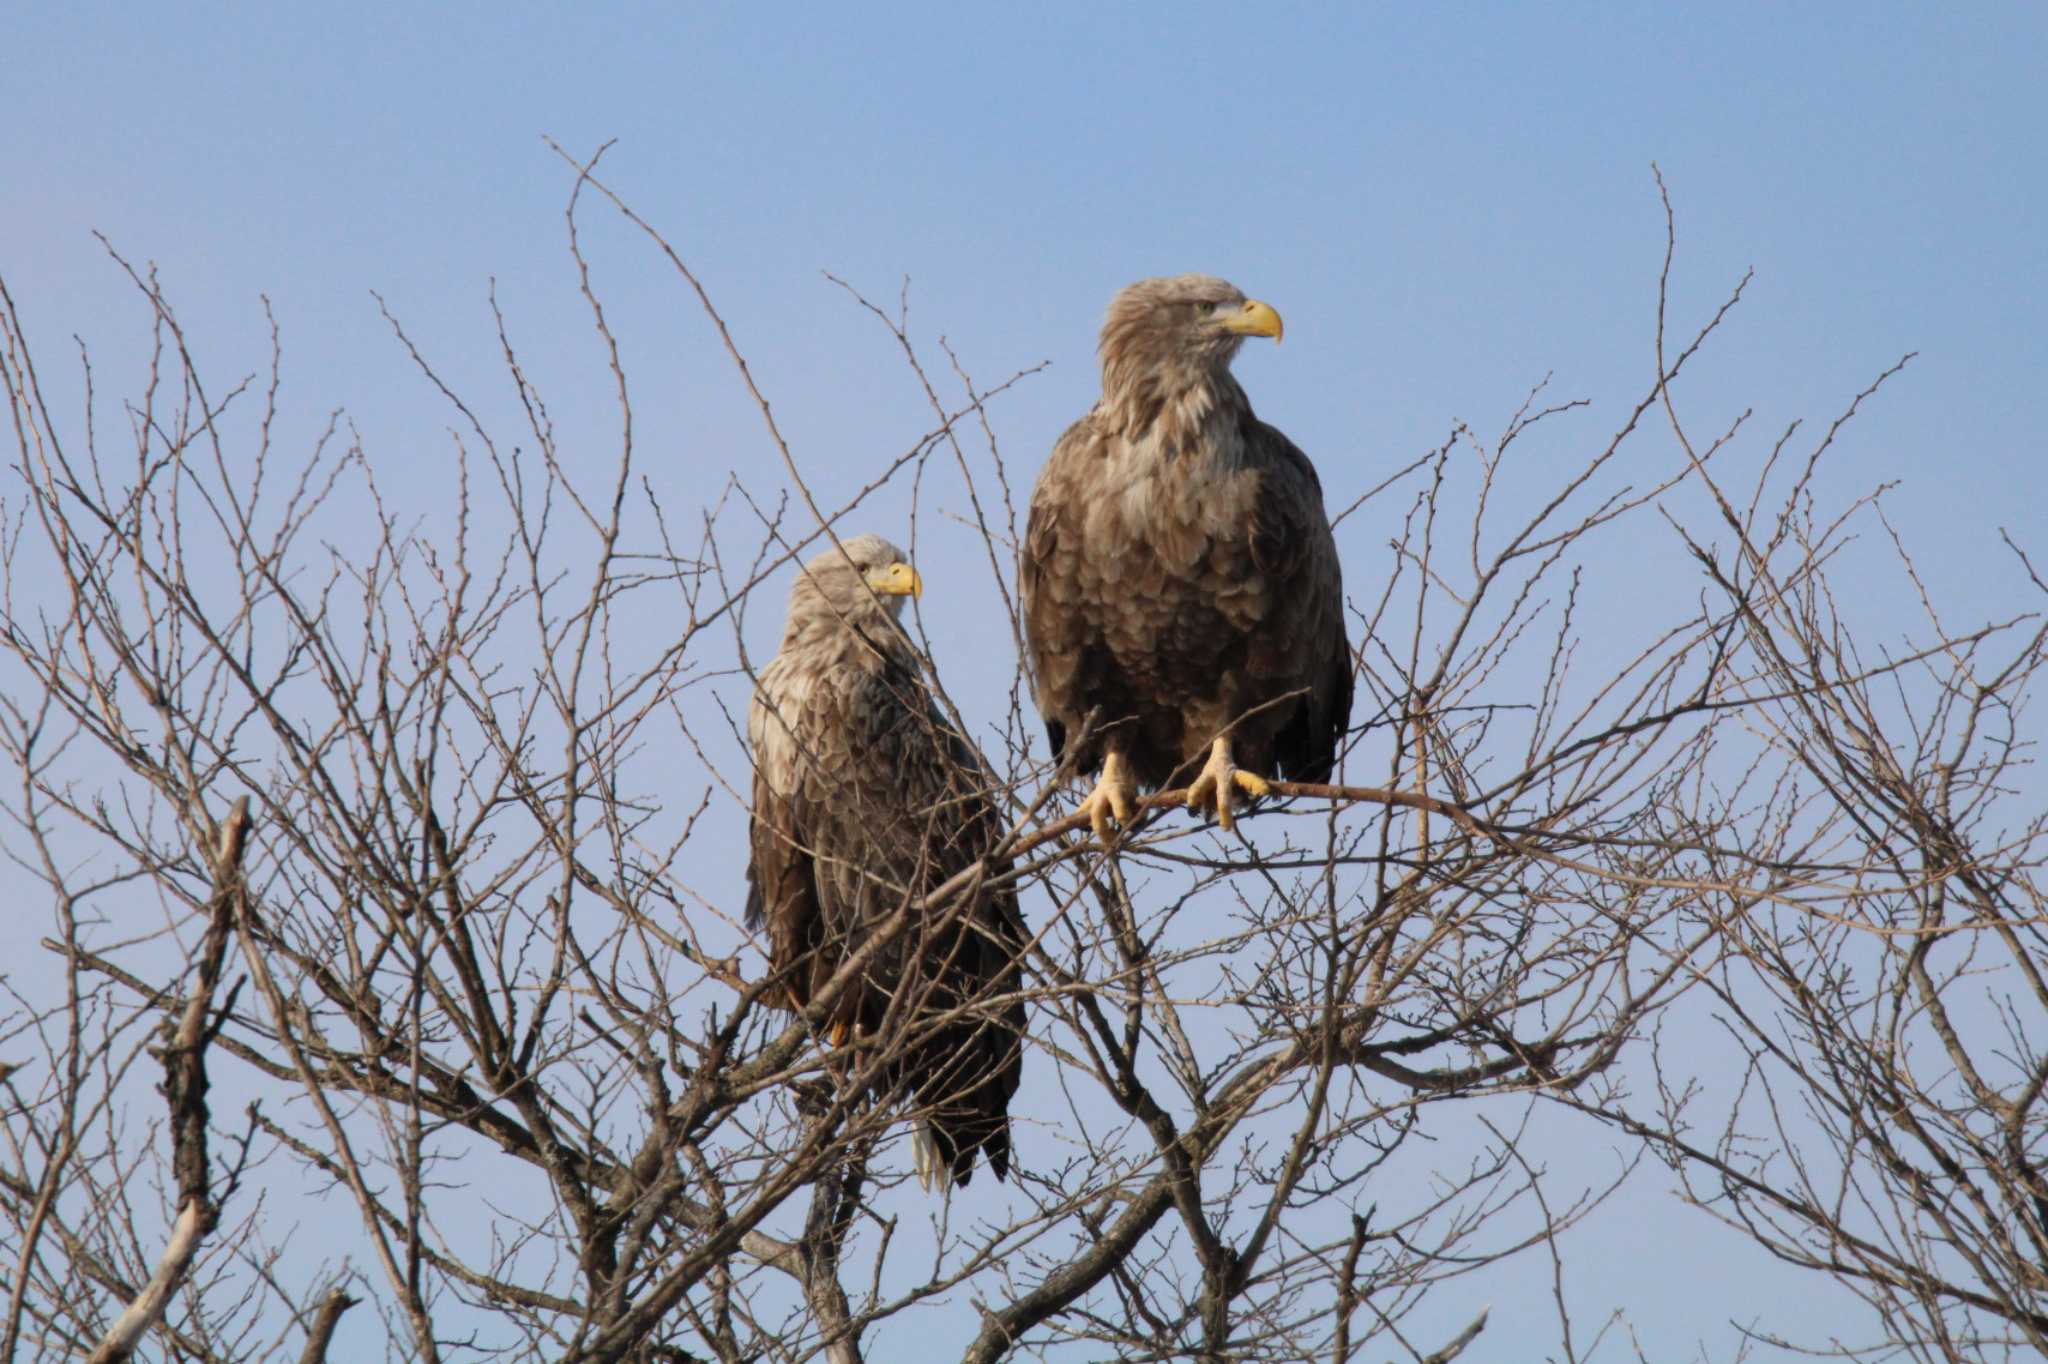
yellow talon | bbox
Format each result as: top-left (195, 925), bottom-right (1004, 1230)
top-left (1188, 737), bottom-right (1268, 833)
top-left (1079, 750), bottom-right (1138, 847)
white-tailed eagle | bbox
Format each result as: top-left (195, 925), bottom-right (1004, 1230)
top-left (745, 534), bottom-right (1024, 1189)
top-left (1021, 275), bottom-right (1352, 841)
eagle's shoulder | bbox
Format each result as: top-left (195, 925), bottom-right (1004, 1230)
top-left (1022, 409), bottom-right (1112, 592)
top-left (1030, 410), bottom-right (1110, 504)
top-left (1246, 414), bottom-right (1325, 501)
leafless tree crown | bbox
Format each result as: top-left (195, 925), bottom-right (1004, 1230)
top-left (0, 161), bottom-right (2041, 1363)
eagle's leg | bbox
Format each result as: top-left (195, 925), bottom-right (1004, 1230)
top-left (1078, 748), bottom-right (1138, 845)
top-left (1186, 735), bottom-right (1272, 834)
top-left (822, 1018), bottom-right (860, 1089)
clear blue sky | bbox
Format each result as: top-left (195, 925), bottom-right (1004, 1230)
top-left (6, 4), bottom-right (2044, 1359)
top-left (11, 5), bottom-right (2041, 630)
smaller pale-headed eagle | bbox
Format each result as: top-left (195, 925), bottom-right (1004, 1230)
top-left (745, 534), bottom-right (1025, 1190)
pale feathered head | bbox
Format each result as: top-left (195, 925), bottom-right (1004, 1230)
top-left (1097, 274), bottom-right (1283, 404)
top-left (782, 533), bottom-right (922, 645)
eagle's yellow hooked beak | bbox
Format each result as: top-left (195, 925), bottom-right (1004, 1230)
top-left (1221, 298), bottom-right (1284, 344)
top-left (868, 560), bottom-right (923, 598)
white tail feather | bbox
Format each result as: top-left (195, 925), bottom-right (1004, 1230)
top-left (912, 1121), bottom-right (952, 1194)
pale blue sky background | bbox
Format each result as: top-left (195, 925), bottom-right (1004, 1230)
top-left (10, 5), bottom-right (2042, 631)
top-left (5, 4), bottom-right (2045, 1360)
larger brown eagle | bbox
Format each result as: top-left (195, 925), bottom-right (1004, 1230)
top-left (1021, 275), bottom-right (1352, 841)
top-left (745, 534), bottom-right (1025, 1190)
